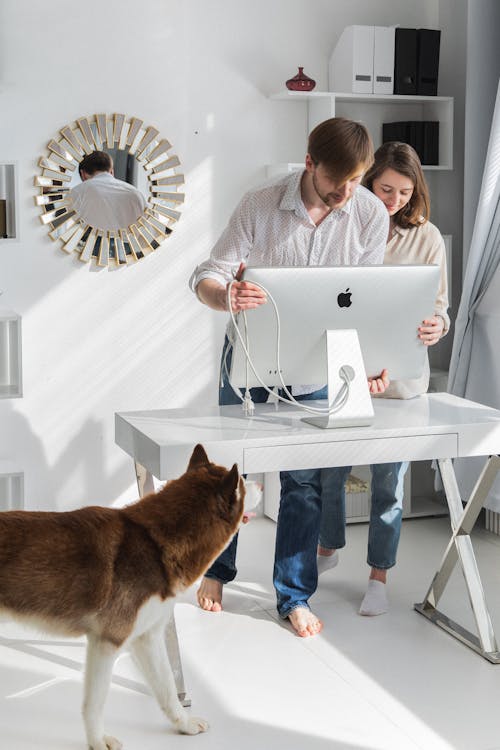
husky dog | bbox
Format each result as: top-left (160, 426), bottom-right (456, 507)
top-left (0, 444), bottom-right (245, 749)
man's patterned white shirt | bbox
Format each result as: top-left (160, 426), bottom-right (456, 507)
top-left (190, 170), bottom-right (388, 291)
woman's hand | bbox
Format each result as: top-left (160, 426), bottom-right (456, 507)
top-left (418, 316), bottom-right (444, 346)
top-left (368, 368), bottom-right (390, 394)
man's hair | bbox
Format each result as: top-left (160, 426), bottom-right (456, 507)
top-left (307, 117), bottom-right (374, 182)
top-left (363, 141), bottom-right (430, 228)
top-left (78, 150), bottom-right (113, 178)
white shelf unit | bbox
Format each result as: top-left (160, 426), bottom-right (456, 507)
top-left (264, 93), bottom-right (453, 524)
top-left (340, 464), bottom-right (446, 523)
top-left (263, 465), bottom-right (445, 525)
top-left (269, 91), bottom-right (454, 171)
top-left (0, 310), bottom-right (24, 512)
top-left (0, 309), bottom-right (22, 398)
top-left (0, 461), bottom-right (24, 511)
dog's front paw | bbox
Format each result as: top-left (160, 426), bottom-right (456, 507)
top-left (175, 715), bottom-right (209, 735)
top-left (89, 735), bottom-right (123, 750)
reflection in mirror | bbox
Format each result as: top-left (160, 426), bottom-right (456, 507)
top-left (35, 114), bottom-right (184, 267)
top-left (68, 150), bottom-right (147, 232)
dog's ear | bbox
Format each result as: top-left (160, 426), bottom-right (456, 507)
top-left (187, 444), bottom-right (210, 472)
top-left (219, 463), bottom-right (239, 499)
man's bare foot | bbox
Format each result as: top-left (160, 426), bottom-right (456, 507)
top-left (197, 577), bottom-right (223, 612)
top-left (288, 607), bottom-right (323, 637)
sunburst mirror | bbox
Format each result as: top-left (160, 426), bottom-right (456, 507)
top-left (35, 113), bottom-right (184, 267)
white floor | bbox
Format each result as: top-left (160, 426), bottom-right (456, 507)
top-left (2, 515), bottom-right (500, 750)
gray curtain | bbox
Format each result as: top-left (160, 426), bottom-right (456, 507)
top-left (448, 78), bottom-right (500, 509)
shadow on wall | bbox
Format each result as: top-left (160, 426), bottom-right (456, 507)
top-left (8, 154), bottom-right (221, 510)
top-left (0, 403), bottom-right (135, 511)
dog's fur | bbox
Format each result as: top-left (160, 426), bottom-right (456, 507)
top-left (0, 444), bottom-right (244, 750)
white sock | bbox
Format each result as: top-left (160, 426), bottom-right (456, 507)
top-left (317, 550), bottom-right (339, 576)
top-left (359, 579), bottom-right (388, 616)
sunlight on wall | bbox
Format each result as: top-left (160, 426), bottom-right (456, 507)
top-left (13, 156), bottom-right (219, 508)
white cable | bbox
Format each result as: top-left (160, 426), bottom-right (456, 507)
top-left (225, 279), bottom-right (353, 417)
top-left (220, 335), bottom-right (247, 401)
top-left (220, 315), bottom-right (255, 415)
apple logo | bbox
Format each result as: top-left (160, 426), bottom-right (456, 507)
top-left (337, 288), bottom-right (352, 308)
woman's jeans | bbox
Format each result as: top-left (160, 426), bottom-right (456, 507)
top-left (205, 337), bottom-right (328, 618)
top-left (319, 462), bottom-right (409, 569)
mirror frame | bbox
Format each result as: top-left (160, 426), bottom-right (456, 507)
top-left (35, 113), bottom-right (184, 267)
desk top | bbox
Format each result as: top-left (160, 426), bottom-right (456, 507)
top-left (115, 393), bottom-right (500, 479)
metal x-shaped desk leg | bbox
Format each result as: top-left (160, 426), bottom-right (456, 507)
top-left (415, 455), bottom-right (500, 662)
top-left (135, 461), bottom-right (191, 705)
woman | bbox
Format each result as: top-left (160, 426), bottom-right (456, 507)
top-left (317, 141), bottom-right (450, 617)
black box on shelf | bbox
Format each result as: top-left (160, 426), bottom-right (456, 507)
top-left (394, 28), bottom-right (418, 94)
top-left (417, 29), bottom-right (441, 96)
top-left (394, 28), bottom-right (441, 96)
top-left (382, 121), bottom-right (439, 165)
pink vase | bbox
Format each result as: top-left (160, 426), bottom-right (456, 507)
top-left (286, 67), bottom-right (316, 92)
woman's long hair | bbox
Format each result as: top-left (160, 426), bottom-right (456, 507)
top-left (363, 142), bottom-right (430, 228)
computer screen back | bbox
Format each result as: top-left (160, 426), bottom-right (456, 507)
top-left (229, 264), bottom-right (440, 387)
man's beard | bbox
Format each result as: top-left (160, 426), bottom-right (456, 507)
top-left (312, 173), bottom-right (349, 208)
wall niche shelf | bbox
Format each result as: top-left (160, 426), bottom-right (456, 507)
top-left (0, 309), bottom-right (22, 398)
top-left (0, 461), bottom-right (24, 511)
top-left (0, 311), bottom-right (24, 511)
top-left (270, 91), bottom-right (454, 170)
top-left (0, 163), bottom-right (18, 240)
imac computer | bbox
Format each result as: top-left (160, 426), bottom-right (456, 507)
top-left (228, 265), bottom-right (440, 428)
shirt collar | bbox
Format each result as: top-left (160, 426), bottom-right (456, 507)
top-left (279, 170), bottom-right (304, 211)
top-left (392, 223), bottom-right (410, 237)
top-left (279, 170), bottom-right (352, 217)
top-left (393, 216), bottom-right (426, 236)
top-left (90, 171), bottom-right (114, 180)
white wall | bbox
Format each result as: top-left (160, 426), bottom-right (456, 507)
top-left (0, 0), bottom-right (455, 510)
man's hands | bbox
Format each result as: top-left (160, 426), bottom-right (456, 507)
top-left (418, 316), bottom-right (444, 346)
top-left (223, 262), bottom-right (267, 312)
top-left (196, 263), bottom-right (267, 312)
top-left (368, 368), bottom-right (389, 395)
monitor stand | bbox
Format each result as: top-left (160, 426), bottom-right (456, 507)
top-left (302, 329), bottom-right (374, 429)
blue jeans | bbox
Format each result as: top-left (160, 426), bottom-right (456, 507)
top-left (205, 337), bottom-right (328, 618)
top-left (319, 462), bottom-right (409, 569)
top-left (204, 337), bottom-right (270, 583)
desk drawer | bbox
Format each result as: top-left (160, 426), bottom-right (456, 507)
top-left (243, 433), bottom-right (458, 473)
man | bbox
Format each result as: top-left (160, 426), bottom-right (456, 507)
top-left (190, 118), bottom-right (389, 637)
top-left (69, 150), bottom-right (147, 231)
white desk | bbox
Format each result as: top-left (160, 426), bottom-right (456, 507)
top-left (115, 393), bottom-right (500, 675)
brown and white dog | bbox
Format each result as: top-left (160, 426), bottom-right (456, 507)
top-left (0, 444), bottom-right (245, 750)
